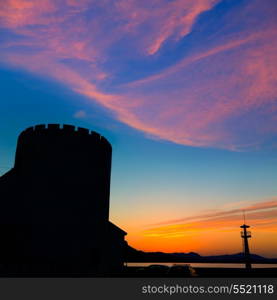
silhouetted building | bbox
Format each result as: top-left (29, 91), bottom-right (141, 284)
top-left (0, 124), bottom-right (127, 275)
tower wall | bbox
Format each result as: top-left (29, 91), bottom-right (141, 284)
top-left (14, 124), bottom-right (112, 225)
top-left (0, 124), bottom-right (127, 274)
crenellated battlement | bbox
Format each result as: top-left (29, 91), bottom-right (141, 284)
top-left (15, 123), bottom-right (112, 175)
top-left (19, 124), bottom-right (111, 148)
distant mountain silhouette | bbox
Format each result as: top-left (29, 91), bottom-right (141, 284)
top-left (126, 245), bottom-right (277, 263)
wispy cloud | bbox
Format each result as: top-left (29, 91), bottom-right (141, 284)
top-left (0, 0), bottom-right (276, 150)
top-left (124, 197), bottom-right (277, 255)
top-left (144, 198), bottom-right (277, 238)
top-left (73, 110), bottom-right (87, 119)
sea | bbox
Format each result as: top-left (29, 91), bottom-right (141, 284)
top-left (127, 262), bottom-right (277, 268)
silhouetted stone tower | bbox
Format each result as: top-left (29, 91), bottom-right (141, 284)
top-left (14, 124), bottom-right (111, 225)
top-left (240, 213), bottom-right (252, 269)
top-left (0, 124), bottom-right (126, 275)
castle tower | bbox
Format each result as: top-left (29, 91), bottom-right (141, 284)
top-left (14, 124), bottom-right (111, 225)
top-left (0, 124), bottom-right (126, 274)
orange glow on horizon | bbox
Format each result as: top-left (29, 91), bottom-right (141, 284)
top-left (118, 199), bottom-right (277, 257)
top-left (125, 224), bottom-right (277, 257)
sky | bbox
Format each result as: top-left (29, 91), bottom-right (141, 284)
top-left (0, 0), bottom-right (277, 257)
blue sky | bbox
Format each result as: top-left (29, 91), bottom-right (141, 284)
top-left (0, 0), bottom-right (276, 256)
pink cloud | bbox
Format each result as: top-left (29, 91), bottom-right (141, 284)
top-left (143, 0), bottom-right (219, 55)
top-left (120, 28), bottom-right (277, 149)
top-left (0, 0), bottom-right (58, 28)
top-left (0, 0), bottom-right (276, 150)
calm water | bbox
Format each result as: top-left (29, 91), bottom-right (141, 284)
top-left (127, 262), bottom-right (277, 268)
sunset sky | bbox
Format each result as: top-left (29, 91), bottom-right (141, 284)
top-left (0, 0), bottom-right (277, 257)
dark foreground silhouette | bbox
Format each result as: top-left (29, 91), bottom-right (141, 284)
top-left (0, 124), bottom-right (275, 278)
top-left (0, 124), bottom-right (127, 276)
top-left (125, 245), bottom-right (277, 264)
top-left (121, 246), bottom-right (277, 277)
top-left (122, 266), bottom-right (277, 278)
